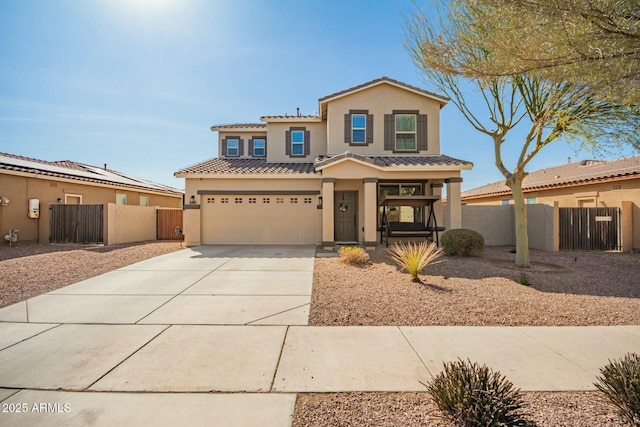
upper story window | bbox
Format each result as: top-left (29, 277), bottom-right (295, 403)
top-left (252, 138), bottom-right (266, 157)
top-left (352, 114), bottom-right (366, 143)
top-left (116, 193), bottom-right (127, 205)
top-left (384, 111), bottom-right (427, 153)
top-left (140, 195), bottom-right (149, 207)
top-left (286, 127), bottom-right (310, 157)
top-left (291, 131), bottom-right (304, 155)
top-left (344, 110), bottom-right (373, 145)
top-left (227, 139), bottom-right (239, 156)
top-left (222, 136), bottom-right (243, 157)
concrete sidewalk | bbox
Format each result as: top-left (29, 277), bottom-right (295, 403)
top-left (1, 246), bottom-right (639, 426)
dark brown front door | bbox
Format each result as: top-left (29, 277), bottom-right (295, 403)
top-left (335, 191), bottom-right (358, 242)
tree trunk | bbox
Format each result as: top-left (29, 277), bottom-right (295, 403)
top-left (507, 176), bottom-right (531, 267)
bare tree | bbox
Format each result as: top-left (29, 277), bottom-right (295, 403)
top-left (405, 0), bottom-right (639, 267)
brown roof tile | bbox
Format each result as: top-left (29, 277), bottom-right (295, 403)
top-left (175, 158), bottom-right (317, 175)
top-left (210, 123), bottom-right (266, 130)
top-left (315, 153), bottom-right (472, 168)
top-left (462, 156), bottom-right (640, 199)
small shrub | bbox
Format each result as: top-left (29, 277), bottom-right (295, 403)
top-left (595, 353), bottom-right (640, 425)
top-left (338, 246), bottom-right (369, 266)
top-left (389, 241), bottom-right (443, 281)
top-left (519, 274), bottom-right (531, 286)
top-left (441, 229), bottom-right (485, 257)
top-left (427, 359), bottom-right (532, 427)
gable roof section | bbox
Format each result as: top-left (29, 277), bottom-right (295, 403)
top-left (0, 152), bottom-right (183, 196)
top-left (462, 156), bottom-right (640, 199)
top-left (318, 76), bottom-right (449, 107)
top-left (315, 152), bottom-right (472, 171)
top-left (175, 158), bottom-right (317, 176)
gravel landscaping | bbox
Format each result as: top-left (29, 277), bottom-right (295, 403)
top-left (0, 241), bottom-right (183, 307)
top-left (293, 391), bottom-right (627, 426)
top-left (297, 246), bottom-right (640, 426)
top-left (310, 246), bottom-right (640, 326)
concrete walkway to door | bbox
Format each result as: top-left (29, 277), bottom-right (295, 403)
top-left (0, 245), bottom-right (639, 426)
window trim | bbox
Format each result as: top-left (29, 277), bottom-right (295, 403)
top-left (351, 114), bottom-right (367, 144)
top-left (252, 138), bottom-right (266, 157)
top-left (286, 127), bottom-right (310, 158)
top-left (291, 131), bottom-right (304, 156)
top-left (395, 114), bottom-right (417, 151)
top-left (344, 109), bottom-right (373, 145)
top-left (226, 138), bottom-right (239, 157)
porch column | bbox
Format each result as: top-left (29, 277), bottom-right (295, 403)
top-left (322, 178), bottom-right (335, 249)
top-left (445, 177), bottom-right (463, 229)
top-left (363, 178), bottom-right (378, 248)
top-left (430, 182), bottom-right (444, 230)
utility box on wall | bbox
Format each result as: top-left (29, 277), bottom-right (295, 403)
top-left (28, 199), bottom-right (40, 218)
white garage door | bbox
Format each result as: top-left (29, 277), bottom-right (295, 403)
top-left (201, 194), bottom-right (318, 244)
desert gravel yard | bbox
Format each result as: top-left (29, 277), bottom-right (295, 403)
top-left (310, 246), bottom-right (640, 326)
top-left (0, 241), bottom-right (182, 308)
top-left (296, 246), bottom-right (639, 426)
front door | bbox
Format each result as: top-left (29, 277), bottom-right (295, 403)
top-left (335, 191), bottom-right (358, 242)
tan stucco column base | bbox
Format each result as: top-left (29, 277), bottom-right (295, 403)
top-left (322, 178), bottom-right (335, 249)
top-left (445, 177), bottom-right (463, 229)
top-left (363, 178), bottom-right (378, 249)
top-left (183, 206), bottom-right (201, 247)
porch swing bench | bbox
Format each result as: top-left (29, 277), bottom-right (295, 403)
top-left (379, 195), bottom-right (445, 248)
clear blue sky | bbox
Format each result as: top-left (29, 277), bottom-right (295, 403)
top-left (1, 0), bottom-right (636, 191)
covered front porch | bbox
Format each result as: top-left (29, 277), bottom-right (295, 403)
top-left (315, 152), bottom-right (470, 249)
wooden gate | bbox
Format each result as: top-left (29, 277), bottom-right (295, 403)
top-left (559, 207), bottom-right (621, 251)
top-left (50, 204), bottom-right (104, 244)
top-left (156, 209), bottom-right (183, 240)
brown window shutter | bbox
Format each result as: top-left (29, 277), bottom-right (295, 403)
top-left (304, 130), bottom-right (311, 156)
top-left (248, 139), bottom-right (254, 156)
top-left (417, 114), bottom-right (428, 151)
top-left (366, 114), bottom-right (373, 144)
top-left (285, 130), bottom-right (291, 156)
top-left (344, 114), bottom-right (351, 144)
top-left (239, 139), bottom-right (244, 156)
top-left (222, 140), bottom-right (228, 156)
top-left (384, 114), bottom-right (394, 150)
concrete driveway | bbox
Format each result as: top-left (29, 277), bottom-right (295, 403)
top-left (0, 245), bottom-right (314, 426)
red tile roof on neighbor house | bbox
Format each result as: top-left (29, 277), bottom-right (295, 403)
top-left (0, 152), bottom-right (183, 196)
top-left (462, 155), bottom-right (640, 199)
top-left (174, 158), bottom-right (317, 175)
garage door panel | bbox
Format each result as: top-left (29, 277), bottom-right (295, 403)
top-left (201, 195), bottom-right (317, 245)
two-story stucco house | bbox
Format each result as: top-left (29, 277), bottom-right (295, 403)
top-left (175, 77), bottom-right (473, 248)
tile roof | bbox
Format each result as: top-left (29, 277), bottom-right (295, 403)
top-left (175, 158), bottom-right (317, 175)
top-left (462, 156), bottom-right (640, 199)
top-left (318, 76), bottom-right (450, 104)
top-left (260, 115), bottom-right (320, 120)
top-left (210, 123), bottom-right (266, 130)
top-left (315, 152), bottom-right (472, 169)
top-left (0, 152), bottom-right (183, 196)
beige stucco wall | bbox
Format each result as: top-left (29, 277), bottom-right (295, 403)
top-left (0, 172), bottom-right (181, 244)
top-left (455, 204), bottom-right (555, 250)
top-left (265, 121), bottom-right (326, 163)
top-left (217, 130), bottom-right (268, 159)
top-left (325, 83), bottom-right (442, 156)
top-left (105, 204), bottom-right (157, 245)
top-left (463, 178), bottom-right (639, 250)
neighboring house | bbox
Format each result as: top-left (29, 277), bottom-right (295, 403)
top-left (461, 156), bottom-right (640, 250)
top-left (175, 77), bottom-right (473, 247)
top-left (0, 152), bottom-right (183, 243)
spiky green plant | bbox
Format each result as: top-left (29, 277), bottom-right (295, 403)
top-left (595, 353), bottom-right (640, 425)
top-left (427, 359), bottom-right (532, 427)
top-left (388, 241), bottom-right (443, 281)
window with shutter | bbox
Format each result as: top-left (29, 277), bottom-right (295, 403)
top-left (223, 136), bottom-right (243, 157)
top-left (384, 111), bottom-right (427, 152)
top-left (287, 127), bottom-right (310, 157)
top-left (345, 110), bottom-right (373, 145)
top-left (250, 138), bottom-right (266, 157)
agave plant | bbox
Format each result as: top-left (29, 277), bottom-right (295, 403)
top-left (389, 241), bottom-right (443, 281)
top-left (595, 353), bottom-right (640, 425)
